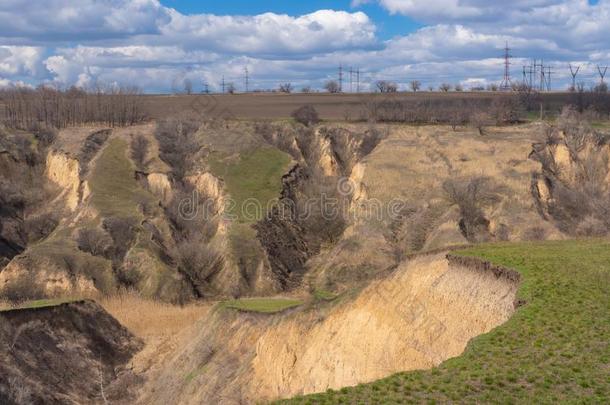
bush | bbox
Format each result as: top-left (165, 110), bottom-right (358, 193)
top-left (177, 241), bottom-right (223, 297)
top-left (24, 213), bottom-right (58, 243)
top-left (130, 134), bottom-right (149, 171)
top-left (292, 105), bottom-right (320, 127)
top-left (155, 116), bottom-right (203, 180)
top-left (76, 228), bottom-right (113, 257)
top-left (103, 217), bottom-right (138, 263)
top-left (443, 177), bottom-right (499, 242)
top-left (3, 271), bottom-right (45, 303)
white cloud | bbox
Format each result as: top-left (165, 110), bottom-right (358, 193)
top-left (0, 46), bottom-right (44, 76)
top-left (0, 0), bottom-right (609, 91)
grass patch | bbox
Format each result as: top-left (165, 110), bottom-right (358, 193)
top-left (222, 297), bottom-right (303, 314)
top-left (89, 137), bottom-right (154, 219)
top-left (0, 298), bottom-right (78, 312)
top-left (279, 239), bottom-right (610, 404)
top-left (312, 289), bottom-right (337, 302)
top-left (208, 147), bottom-right (292, 223)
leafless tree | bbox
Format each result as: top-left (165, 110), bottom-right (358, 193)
top-left (279, 83), bottom-right (293, 93)
top-left (443, 176), bottom-right (499, 242)
top-left (0, 85), bottom-right (145, 129)
top-left (376, 80), bottom-right (398, 93)
top-left (469, 111), bottom-right (493, 135)
top-left (301, 86), bottom-right (312, 93)
top-left (454, 83), bottom-right (464, 92)
top-left (410, 80), bottom-right (421, 92)
top-left (324, 80), bottom-right (340, 94)
top-left (439, 83), bottom-right (452, 92)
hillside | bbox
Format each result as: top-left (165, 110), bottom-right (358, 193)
top-left (281, 240), bottom-right (610, 404)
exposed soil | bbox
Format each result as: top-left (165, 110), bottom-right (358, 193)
top-left (0, 300), bottom-right (143, 405)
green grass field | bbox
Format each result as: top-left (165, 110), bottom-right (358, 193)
top-left (89, 137), bottom-right (154, 219)
top-left (279, 240), bottom-right (610, 404)
top-left (208, 147), bottom-right (292, 223)
top-left (222, 298), bottom-right (303, 314)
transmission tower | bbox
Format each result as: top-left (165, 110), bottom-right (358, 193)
top-left (349, 67), bottom-right (353, 93)
top-left (569, 64), bottom-right (580, 90)
top-left (338, 64), bottom-right (343, 93)
top-left (500, 42), bottom-right (512, 91)
top-left (244, 67), bottom-right (249, 93)
top-left (598, 65), bottom-right (608, 85)
top-left (221, 76), bottom-right (225, 94)
top-left (356, 68), bottom-right (360, 93)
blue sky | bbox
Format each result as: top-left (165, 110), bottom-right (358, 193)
top-left (0, 1), bottom-right (609, 92)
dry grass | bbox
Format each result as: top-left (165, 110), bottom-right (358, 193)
top-left (98, 291), bottom-right (212, 339)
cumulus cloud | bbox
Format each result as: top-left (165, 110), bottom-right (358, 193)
top-left (0, 0), bottom-right (609, 91)
top-left (0, 46), bottom-right (44, 76)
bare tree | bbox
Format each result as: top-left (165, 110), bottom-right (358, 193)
top-left (443, 176), bottom-right (499, 242)
top-left (324, 80), bottom-right (340, 94)
top-left (0, 85), bottom-right (145, 129)
top-left (469, 111), bottom-right (493, 135)
top-left (376, 80), bottom-right (398, 93)
top-left (279, 83), bottom-right (293, 93)
top-left (410, 80), bottom-right (421, 92)
top-left (301, 86), bottom-right (312, 93)
top-left (439, 83), bottom-right (452, 92)
top-left (454, 83), bottom-right (464, 92)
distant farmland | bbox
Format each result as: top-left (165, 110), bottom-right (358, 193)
top-left (140, 92), bottom-right (575, 121)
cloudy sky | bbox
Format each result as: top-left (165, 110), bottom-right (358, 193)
top-left (0, 0), bottom-right (608, 92)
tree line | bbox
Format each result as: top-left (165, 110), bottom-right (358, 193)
top-left (0, 86), bottom-right (146, 129)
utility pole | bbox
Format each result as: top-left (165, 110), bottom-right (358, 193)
top-left (203, 82), bottom-right (209, 94)
top-left (356, 68), bottom-right (360, 93)
top-left (569, 64), bottom-right (580, 91)
top-left (244, 67), bottom-right (249, 93)
top-left (221, 76), bottom-right (225, 94)
top-left (500, 42), bottom-right (512, 91)
top-left (338, 64), bottom-right (344, 93)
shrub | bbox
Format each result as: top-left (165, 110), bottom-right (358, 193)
top-left (3, 271), bottom-right (45, 303)
top-left (523, 226), bottom-right (546, 241)
top-left (24, 213), bottom-right (58, 243)
top-left (292, 105), bottom-right (320, 127)
top-left (103, 217), bottom-right (138, 263)
top-left (130, 134), bottom-right (149, 171)
top-left (76, 228), bottom-right (113, 257)
top-left (443, 177), bottom-right (499, 242)
top-left (155, 116), bottom-right (203, 180)
top-left (177, 241), bottom-right (223, 297)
